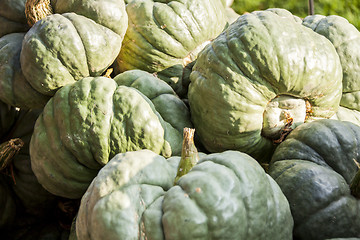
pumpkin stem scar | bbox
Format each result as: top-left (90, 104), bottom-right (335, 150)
top-left (272, 117), bottom-right (294, 144)
top-left (262, 95), bottom-right (306, 141)
top-left (25, 0), bottom-right (53, 27)
top-left (174, 128), bottom-right (199, 184)
top-left (0, 138), bottom-right (24, 185)
top-left (350, 166), bottom-right (360, 199)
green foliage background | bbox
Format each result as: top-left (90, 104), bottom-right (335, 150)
top-left (231, 0), bottom-right (360, 30)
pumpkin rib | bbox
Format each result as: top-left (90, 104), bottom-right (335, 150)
top-left (152, 4), bottom-right (190, 53)
top-left (138, 193), bottom-right (164, 237)
top-left (297, 195), bottom-right (350, 229)
top-left (225, 30), bottom-right (279, 98)
top-left (208, 41), bottom-right (270, 107)
top-left (192, 156), bottom-right (275, 238)
top-left (176, 165), bottom-right (249, 238)
top-left (62, 15), bottom-right (91, 76)
top-left (168, 2), bottom-right (197, 46)
top-left (127, 6), bottom-right (178, 60)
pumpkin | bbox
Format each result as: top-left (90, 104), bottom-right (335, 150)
top-left (268, 119), bottom-right (360, 239)
top-left (0, 0), bottom-right (128, 109)
top-left (30, 70), bottom-right (192, 199)
top-left (302, 15), bottom-right (360, 113)
top-left (331, 106), bottom-right (360, 126)
top-left (113, 0), bottom-right (228, 97)
top-left (75, 128), bottom-right (293, 239)
top-left (188, 8), bottom-right (342, 163)
top-left (0, 33), bottom-right (50, 109)
top-left (0, 0), bottom-right (29, 37)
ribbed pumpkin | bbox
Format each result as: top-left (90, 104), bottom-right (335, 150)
top-left (30, 70), bottom-right (192, 199)
top-left (188, 8), bottom-right (342, 163)
top-left (114, 0), bottom-right (228, 97)
top-left (75, 128), bottom-right (293, 239)
top-left (303, 15), bottom-right (360, 113)
top-left (268, 119), bottom-right (360, 239)
top-left (0, 33), bottom-right (50, 109)
top-left (0, 0), bottom-right (128, 109)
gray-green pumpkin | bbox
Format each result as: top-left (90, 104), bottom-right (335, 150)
top-left (114, 0), bottom-right (228, 97)
top-left (30, 70), bottom-right (192, 199)
top-left (0, 33), bottom-right (50, 109)
top-left (0, 0), bottom-right (29, 37)
top-left (75, 149), bottom-right (293, 240)
top-left (268, 119), bottom-right (360, 239)
top-left (188, 8), bottom-right (342, 163)
top-left (0, 0), bottom-right (128, 109)
top-left (303, 15), bottom-right (360, 112)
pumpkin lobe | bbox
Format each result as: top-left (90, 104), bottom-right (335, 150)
top-left (25, 0), bottom-right (53, 27)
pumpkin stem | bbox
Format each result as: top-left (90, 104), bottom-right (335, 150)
top-left (350, 168), bottom-right (360, 199)
top-left (174, 128), bottom-right (199, 184)
top-left (0, 138), bottom-right (24, 184)
top-left (25, 0), bottom-right (53, 27)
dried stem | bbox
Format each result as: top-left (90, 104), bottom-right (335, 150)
top-left (25, 0), bottom-right (53, 27)
top-left (174, 128), bottom-right (199, 184)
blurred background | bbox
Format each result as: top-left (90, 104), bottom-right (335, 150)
top-left (231, 0), bottom-right (360, 30)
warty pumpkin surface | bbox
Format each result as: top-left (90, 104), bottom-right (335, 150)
top-left (188, 8), bottom-right (342, 163)
top-left (114, 0), bottom-right (228, 97)
top-left (268, 119), bottom-right (360, 239)
top-left (30, 70), bottom-right (192, 199)
top-left (303, 15), bottom-right (360, 113)
top-left (75, 149), bottom-right (293, 240)
top-left (0, 0), bottom-right (128, 109)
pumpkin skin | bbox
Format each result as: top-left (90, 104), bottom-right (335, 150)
top-left (268, 119), bottom-right (360, 239)
top-left (30, 70), bottom-right (192, 199)
top-left (331, 106), bottom-right (360, 126)
top-left (75, 150), bottom-right (293, 240)
top-left (302, 15), bottom-right (360, 112)
top-left (114, 0), bottom-right (228, 97)
top-left (0, 0), bottom-right (128, 109)
top-left (0, 33), bottom-right (50, 109)
top-left (0, 0), bottom-right (29, 37)
top-left (188, 8), bottom-right (342, 163)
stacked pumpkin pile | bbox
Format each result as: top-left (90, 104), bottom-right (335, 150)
top-left (0, 0), bottom-right (359, 239)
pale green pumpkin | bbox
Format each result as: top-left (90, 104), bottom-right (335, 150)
top-left (30, 70), bottom-right (192, 199)
top-left (188, 8), bottom-right (342, 163)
